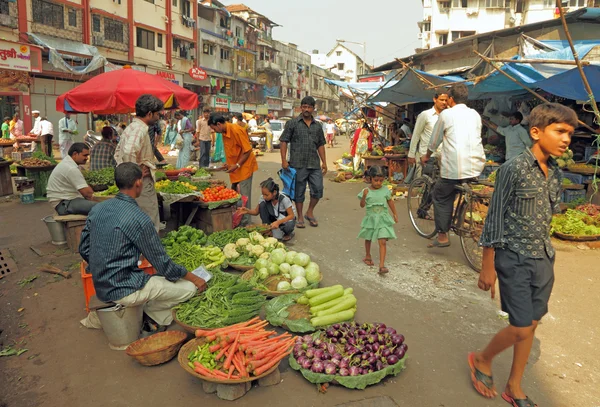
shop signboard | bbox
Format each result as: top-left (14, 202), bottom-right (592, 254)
top-left (189, 66), bottom-right (208, 81)
top-left (230, 102), bottom-right (244, 113)
top-left (244, 103), bottom-right (257, 112)
top-left (146, 67), bottom-right (183, 86)
top-left (0, 40), bottom-right (31, 72)
top-left (282, 101), bottom-right (293, 110)
top-left (211, 94), bottom-right (231, 111)
top-left (266, 98), bottom-right (282, 111)
top-left (257, 104), bottom-right (269, 115)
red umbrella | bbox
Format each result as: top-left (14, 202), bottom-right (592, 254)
top-left (56, 66), bottom-right (198, 114)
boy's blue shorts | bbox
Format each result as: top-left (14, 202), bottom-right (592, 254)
top-left (495, 248), bottom-right (555, 328)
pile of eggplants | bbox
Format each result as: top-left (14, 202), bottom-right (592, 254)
top-left (291, 322), bottom-right (407, 376)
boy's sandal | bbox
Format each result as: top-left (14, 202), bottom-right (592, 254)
top-left (378, 267), bottom-right (389, 274)
top-left (501, 393), bottom-right (537, 407)
top-left (304, 215), bottom-right (318, 227)
top-left (296, 221), bottom-right (306, 229)
top-left (427, 240), bottom-right (450, 248)
top-left (468, 352), bottom-right (496, 399)
top-left (282, 232), bottom-right (295, 242)
top-left (363, 258), bottom-right (374, 266)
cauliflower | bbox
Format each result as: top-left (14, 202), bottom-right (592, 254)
top-left (249, 231), bottom-right (265, 244)
top-left (252, 245), bottom-right (265, 257)
top-left (245, 243), bottom-right (254, 254)
top-left (276, 242), bottom-right (285, 249)
top-left (223, 243), bottom-right (240, 259)
top-left (259, 252), bottom-right (270, 259)
top-left (236, 238), bottom-right (250, 247)
top-left (265, 237), bottom-right (278, 246)
top-left (556, 158), bottom-right (566, 168)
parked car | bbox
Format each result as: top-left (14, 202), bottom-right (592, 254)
top-left (271, 119), bottom-right (288, 148)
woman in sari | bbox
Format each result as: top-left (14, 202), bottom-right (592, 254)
top-left (163, 118), bottom-right (178, 149)
top-left (350, 123), bottom-right (373, 171)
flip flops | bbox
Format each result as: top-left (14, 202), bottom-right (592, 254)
top-left (296, 221), bottom-right (306, 228)
top-left (304, 215), bottom-right (318, 227)
top-left (501, 393), bottom-right (538, 407)
top-left (428, 239), bottom-right (450, 248)
top-left (468, 352), bottom-right (496, 399)
top-left (363, 258), bottom-right (374, 266)
top-left (378, 267), bottom-right (389, 275)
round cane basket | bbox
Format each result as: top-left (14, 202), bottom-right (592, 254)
top-left (178, 337), bottom-right (280, 383)
top-left (240, 269), bottom-right (322, 298)
top-left (125, 331), bottom-right (189, 366)
top-left (554, 231), bottom-right (600, 242)
top-left (171, 309), bottom-right (260, 334)
top-left (228, 263), bottom-right (254, 272)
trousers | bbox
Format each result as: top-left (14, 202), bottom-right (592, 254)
top-left (199, 140), bottom-right (211, 168)
top-left (232, 175), bottom-right (253, 227)
top-left (59, 139), bottom-right (73, 159)
top-left (433, 178), bottom-right (461, 233)
top-left (137, 176), bottom-right (160, 231)
top-left (55, 198), bottom-right (97, 216)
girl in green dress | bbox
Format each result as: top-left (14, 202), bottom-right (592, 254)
top-left (358, 166), bottom-right (398, 274)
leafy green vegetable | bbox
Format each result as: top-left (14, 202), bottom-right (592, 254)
top-left (32, 151), bottom-right (57, 164)
top-left (206, 228), bottom-right (250, 248)
top-left (95, 184), bottom-right (119, 196)
top-left (551, 209), bottom-right (600, 236)
top-left (162, 225), bottom-right (207, 248)
top-left (155, 180), bottom-right (196, 194)
top-left (265, 294), bottom-right (315, 333)
top-left (83, 167), bottom-right (115, 186)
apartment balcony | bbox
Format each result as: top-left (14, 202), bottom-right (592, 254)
top-left (256, 59), bottom-right (281, 75)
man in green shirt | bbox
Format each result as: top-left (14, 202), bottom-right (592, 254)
top-left (1, 117), bottom-right (10, 139)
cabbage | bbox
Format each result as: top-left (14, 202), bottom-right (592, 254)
top-left (254, 258), bottom-right (269, 270)
top-left (305, 262), bottom-right (321, 284)
top-left (294, 252), bottom-right (311, 267)
top-left (258, 268), bottom-right (269, 279)
top-left (278, 262), bottom-right (291, 274)
top-left (290, 265), bottom-right (306, 279)
top-left (270, 248), bottom-right (286, 265)
top-left (285, 251), bottom-right (297, 265)
top-left (282, 273), bottom-right (291, 279)
top-left (291, 276), bottom-right (308, 290)
top-left (267, 262), bottom-right (280, 275)
top-left (276, 281), bottom-right (291, 291)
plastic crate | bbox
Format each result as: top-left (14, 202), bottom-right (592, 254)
top-left (561, 171), bottom-right (585, 185)
top-left (11, 151), bottom-right (32, 161)
top-left (562, 189), bottom-right (586, 204)
top-left (80, 261), bottom-right (156, 312)
top-left (584, 146), bottom-right (598, 161)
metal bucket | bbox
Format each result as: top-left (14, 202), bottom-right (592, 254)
top-left (97, 304), bottom-right (143, 351)
top-left (19, 188), bottom-right (35, 204)
top-left (42, 215), bottom-right (68, 245)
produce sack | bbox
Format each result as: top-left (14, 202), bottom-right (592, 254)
top-left (265, 294), bottom-right (315, 333)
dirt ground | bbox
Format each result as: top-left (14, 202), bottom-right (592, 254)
top-left (0, 145), bottom-right (598, 407)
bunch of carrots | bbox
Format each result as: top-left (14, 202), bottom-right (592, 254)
top-left (192, 317), bottom-right (295, 380)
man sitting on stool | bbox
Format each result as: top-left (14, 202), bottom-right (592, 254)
top-left (79, 162), bottom-right (206, 331)
top-left (47, 142), bottom-right (97, 216)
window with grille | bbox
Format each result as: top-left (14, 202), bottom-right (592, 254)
top-left (68, 8), bottom-right (77, 27)
top-left (136, 27), bottom-right (155, 50)
top-left (92, 15), bottom-right (101, 32)
top-left (105, 18), bottom-right (124, 43)
top-left (235, 27), bottom-right (242, 37)
top-left (157, 33), bottom-right (163, 48)
top-left (0, 0), bottom-right (9, 15)
top-left (313, 77), bottom-right (319, 89)
top-left (451, 31), bottom-right (475, 41)
top-left (438, 33), bottom-right (448, 45)
top-left (32, 0), bottom-right (64, 29)
top-left (452, 0), bottom-right (467, 7)
top-left (203, 43), bottom-right (214, 55)
top-left (568, 0), bottom-right (585, 6)
top-left (220, 48), bottom-right (230, 60)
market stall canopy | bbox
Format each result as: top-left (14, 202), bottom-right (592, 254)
top-left (56, 66), bottom-right (199, 114)
top-left (535, 65), bottom-right (600, 101)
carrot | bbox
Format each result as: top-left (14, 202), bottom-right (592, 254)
top-left (232, 353), bottom-right (246, 378)
top-left (223, 331), bottom-right (240, 370)
top-left (215, 342), bottom-right (232, 361)
top-left (247, 357), bottom-right (272, 371)
top-left (227, 364), bottom-right (235, 379)
top-left (238, 331), bottom-right (273, 343)
top-left (209, 343), bottom-right (222, 353)
top-left (212, 317), bottom-right (260, 335)
top-left (253, 350), bottom-right (291, 376)
top-left (252, 341), bottom-right (292, 360)
top-left (194, 363), bottom-right (221, 379)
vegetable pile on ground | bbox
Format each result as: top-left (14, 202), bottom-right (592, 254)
top-left (162, 225), bottom-right (207, 247)
top-left (551, 209), bottom-right (600, 236)
top-left (175, 273), bottom-right (266, 328)
top-left (188, 317), bottom-right (295, 380)
top-left (223, 232), bottom-right (284, 266)
top-left (207, 228), bottom-right (250, 248)
top-left (20, 157), bottom-right (54, 167)
top-left (166, 242), bottom-right (226, 270)
top-left (248, 248), bottom-right (322, 292)
top-left (289, 322), bottom-right (407, 389)
top-left (95, 184), bottom-right (119, 196)
top-left (201, 185), bottom-right (239, 202)
top-left (32, 151), bottom-right (57, 164)
top-left (83, 167), bottom-right (115, 186)
top-left (155, 179), bottom-right (197, 194)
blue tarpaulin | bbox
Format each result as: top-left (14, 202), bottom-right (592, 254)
top-left (536, 65), bottom-right (600, 101)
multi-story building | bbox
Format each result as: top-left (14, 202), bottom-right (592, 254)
top-left (0, 0), bottom-right (198, 132)
top-left (274, 41), bottom-right (310, 117)
top-left (227, 4), bottom-right (280, 116)
top-left (310, 43), bottom-right (367, 82)
top-left (310, 65), bottom-right (342, 116)
top-left (418, 0), bottom-right (599, 51)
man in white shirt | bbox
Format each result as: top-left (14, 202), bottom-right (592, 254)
top-left (28, 110), bottom-right (41, 152)
top-left (325, 119), bottom-right (336, 148)
top-left (408, 92), bottom-right (449, 178)
top-left (248, 115), bottom-right (258, 132)
top-left (47, 142), bottom-right (97, 215)
top-left (58, 113), bottom-right (78, 159)
top-left (483, 112), bottom-right (532, 161)
top-left (39, 117), bottom-right (54, 157)
top-left (196, 108), bottom-right (213, 167)
top-left (423, 83), bottom-right (486, 248)
top-left (399, 119), bottom-right (413, 140)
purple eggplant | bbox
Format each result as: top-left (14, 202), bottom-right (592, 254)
top-left (330, 357), bottom-right (340, 367)
top-left (332, 323), bottom-right (341, 330)
top-left (349, 366), bottom-right (361, 376)
top-left (357, 329), bottom-right (366, 336)
top-left (324, 362), bottom-right (337, 375)
top-left (375, 361), bottom-right (385, 371)
top-left (377, 325), bottom-right (387, 335)
top-left (385, 327), bottom-right (397, 335)
top-left (376, 322), bottom-right (387, 329)
top-left (401, 343), bottom-right (408, 352)
top-left (345, 345), bottom-right (358, 355)
top-left (327, 343), bottom-right (337, 355)
top-left (305, 348), bottom-right (315, 359)
top-left (365, 344), bottom-right (373, 352)
top-left (314, 349), bottom-right (325, 360)
top-left (351, 355), bottom-right (362, 365)
top-left (367, 355), bottom-right (378, 365)
top-left (302, 334), bottom-right (313, 342)
top-left (391, 335), bottom-right (404, 346)
top-left (338, 367), bottom-right (349, 376)
top-left (295, 337), bottom-right (303, 345)
top-left (339, 357), bottom-right (350, 369)
top-left (387, 355), bottom-right (400, 365)
top-left (360, 353), bottom-right (368, 361)
top-left (372, 342), bottom-right (381, 352)
top-left (347, 337), bottom-right (357, 346)
top-left (297, 356), bottom-right (308, 365)
top-left (381, 348), bottom-right (391, 358)
top-left (318, 342), bottom-right (328, 351)
top-left (330, 337), bottom-right (338, 343)
top-left (300, 358), bottom-right (313, 370)
top-left (311, 360), bottom-right (324, 373)
top-left (293, 344), bottom-right (303, 354)
top-left (395, 347), bottom-right (406, 359)
top-left (339, 337), bottom-right (347, 345)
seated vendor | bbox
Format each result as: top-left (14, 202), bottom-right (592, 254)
top-left (79, 162), bottom-right (206, 330)
top-left (89, 126), bottom-right (117, 171)
top-left (238, 178), bottom-right (296, 242)
top-left (47, 142), bottom-right (97, 216)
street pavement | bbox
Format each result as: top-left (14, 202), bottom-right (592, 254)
top-left (0, 144), bottom-right (598, 406)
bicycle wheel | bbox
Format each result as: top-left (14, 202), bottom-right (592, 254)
top-left (458, 197), bottom-right (487, 272)
top-left (407, 176), bottom-right (437, 239)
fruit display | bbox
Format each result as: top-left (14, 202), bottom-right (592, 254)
top-left (288, 322), bottom-right (407, 389)
top-left (95, 185), bottom-right (119, 196)
top-left (201, 185), bottom-right (239, 202)
top-left (567, 163), bottom-right (599, 174)
top-left (370, 146), bottom-right (384, 156)
top-left (20, 157), bottom-right (54, 167)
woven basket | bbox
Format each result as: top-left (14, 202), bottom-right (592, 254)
top-left (178, 337), bottom-right (280, 383)
top-left (240, 269), bottom-right (322, 298)
top-left (228, 263), bottom-right (254, 271)
top-left (554, 231), bottom-right (600, 242)
top-left (125, 331), bottom-right (189, 366)
top-left (567, 165), bottom-right (599, 175)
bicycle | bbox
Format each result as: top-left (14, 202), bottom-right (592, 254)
top-left (406, 160), bottom-right (490, 272)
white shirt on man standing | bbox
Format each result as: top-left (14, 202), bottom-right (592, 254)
top-left (58, 115), bottom-right (78, 158)
top-left (428, 104), bottom-right (485, 180)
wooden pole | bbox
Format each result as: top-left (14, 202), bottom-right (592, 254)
top-left (474, 50), bottom-right (597, 133)
top-left (488, 58), bottom-right (590, 66)
top-left (395, 58), bottom-right (436, 88)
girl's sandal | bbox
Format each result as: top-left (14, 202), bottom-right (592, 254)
top-left (363, 258), bottom-right (374, 266)
top-left (378, 267), bottom-right (389, 275)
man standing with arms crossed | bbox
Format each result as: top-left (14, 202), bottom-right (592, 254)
top-left (196, 108), bottom-right (213, 168)
top-left (58, 113), bottom-right (78, 159)
top-left (422, 84), bottom-right (486, 248)
top-left (407, 92), bottom-right (449, 179)
top-left (279, 96), bottom-right (327, 228)
top-left (115, 94), bottom-right (164, 231)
